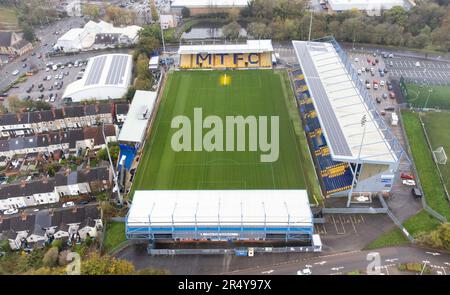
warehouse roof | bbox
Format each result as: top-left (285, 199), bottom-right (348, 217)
top-left (327, 0), bottom-right (410, 11)
top-left (118, 90), bottom-right (157, 144)
top-left (171, 0), bottom-right (249, 8)
top-left (292, 40), bottom-right (397, 164)
top-left (127, 190), bottom-right (312, 227)
top-left (178, 40), bottom-right (273, 54)
top-left (62, 54), bottom-right (132, 102)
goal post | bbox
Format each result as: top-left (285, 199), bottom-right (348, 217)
top-left (433, 146), bottom-right (448, 165)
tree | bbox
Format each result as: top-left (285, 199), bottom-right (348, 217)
top-left (83, 3), bottom-right (101, 20)
top-left (417, 222), bottom-right (450, 251)
top-left (22, 23), bottom-right (35, 42)
top-left (105, 6), bottom-right (136, 26)
top-left (7, 95), bottom-right (22, 113)
top-left (81, 254), bottom-right (135, 275)
top-left (42, 247), bottom-right (59, 267)
top-left (222, 21), bottom-right (241, 40)
top-left (247, 22), bottom-right (270, 39)
top-left (181, 7), bottom-right (190, 18)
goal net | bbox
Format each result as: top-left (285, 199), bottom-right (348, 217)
top-left (433, 146), bottom-right (448, 165)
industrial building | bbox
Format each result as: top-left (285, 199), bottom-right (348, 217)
top-left (291, 38), bottom-right (405, 203)
top-left (171, 0), bottom-right (249, 16)
top-left (62, 54), bottom-right (133, 102)
top-left (178, 40), bottom-right (274, 69)
top-left (324, 0), bottom-right (416, 13)
top-left (55, 20), bottom-right (142, 52)
top-left (126, 190), bottom-right (314, 243)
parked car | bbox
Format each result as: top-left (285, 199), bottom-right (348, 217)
top-left (62, 201), bottom-right (75, 208)
top-left (354, 57), bottom-right (359, 62)
top-left (402, 179), bottom-right (416, 186)
top-left (12, 70), bottom-right (19, 76)
top-left (376, 97), bottom-right (381, 103)
top-left (401, 173), bottom-right (415, 180)
top-left (389, 92), bottom-right (396, 99)
top-left (297, 268), bottom-right (312, 275)
top-left (380, 80), bottom-right (385, 86)
top-left (3, 208), bottom-right (19, 215)
top-left (382, 93), bottom-right (388, 99)
top-left (388, 84), bottom-right (393, 91)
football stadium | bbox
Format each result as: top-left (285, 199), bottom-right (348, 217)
top-left (125, 38), bottom-right (404, 253)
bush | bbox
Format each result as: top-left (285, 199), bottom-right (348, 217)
top-left (42, 247), bottom-right (59, 267)
top-left (51, 239), bottom-right (63, 251)
top-left (58, 250), bottom-right (70, 267)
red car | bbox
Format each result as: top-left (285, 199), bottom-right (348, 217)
top-left (401, 173), bottom-right (415, 180)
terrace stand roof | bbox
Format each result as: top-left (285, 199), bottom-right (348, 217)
top-left (118, 90), bottom-right (157, 144)
top-left (292, 40), bottom-right (397, 164)
top-left (127, 190), bottom-right (312, 228)
top-left (178, 40), bottom-right (274, 55)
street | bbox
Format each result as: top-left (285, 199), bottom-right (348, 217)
top-left (224, 246), bottom-right (450, 275)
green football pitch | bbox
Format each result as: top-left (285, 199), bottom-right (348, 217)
top-left (131, 70), bottom-right (319, 196)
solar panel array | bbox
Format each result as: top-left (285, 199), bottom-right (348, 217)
top-left (105, 55), bottom-right (129, 85)
top-left (84, 55), bottom-right (107, 86)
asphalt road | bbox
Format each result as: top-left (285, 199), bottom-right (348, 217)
top-left (223, 246), bottom-right (450, 275)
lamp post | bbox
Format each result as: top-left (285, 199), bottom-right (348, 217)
top-left (347, 115), bottom-right (367, 207)
top-left (102, 123), bottom-right (122, 205)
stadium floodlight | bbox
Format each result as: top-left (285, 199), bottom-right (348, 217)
top-left (433, 146), bottom-right (448, 165)
top-left (347, 115), bottom-right (367, 207)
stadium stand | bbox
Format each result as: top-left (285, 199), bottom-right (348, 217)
top-left (290, 68), bottom-right (353, 195)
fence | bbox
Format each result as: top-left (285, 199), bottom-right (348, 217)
top-left (148, 246), bottom-right (317, 256)
top-left (417, 114), bottom-right (450, 221)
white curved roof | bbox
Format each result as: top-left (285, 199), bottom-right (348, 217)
top-left (63, 54), bottom-right (132, 102)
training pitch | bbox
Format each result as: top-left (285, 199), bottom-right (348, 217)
top-left (132, 70), bottom-right (314, 192)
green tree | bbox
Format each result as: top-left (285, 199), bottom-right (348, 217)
top-left (42, 247), bottom-right (59, 267)
top-left (83, 3), bottom-right (101, 20)
top-left (222, 21), bottom-right (241, 40)
top-left (247, 22), bottom-right (270, 39)
top-left (181, 7), bottom-right (190, 18)
top-left (21, 23), bottom-right (35, 42)
top-left (81, 254), bottom-right (135, 275)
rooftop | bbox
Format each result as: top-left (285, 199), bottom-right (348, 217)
top-left (171, 0), bottom-right (249, 8)
top-left (128, 190), bottom-right (312, 227)
top-left (292, 40), bottom-right (397, 164)
top-left (63, 54), bottom-right (133, 101)
top-left (118, 90), bottom-right (157, 144)
top-left (178, 40), bottom-right (274, 54)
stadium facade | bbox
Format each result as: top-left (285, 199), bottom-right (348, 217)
top-left (291, 38), bottom-right (405, 202)
top-left (178, 40), bottom-right (274, 69)
top-left (126, 190), bottom-right (314, 243)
